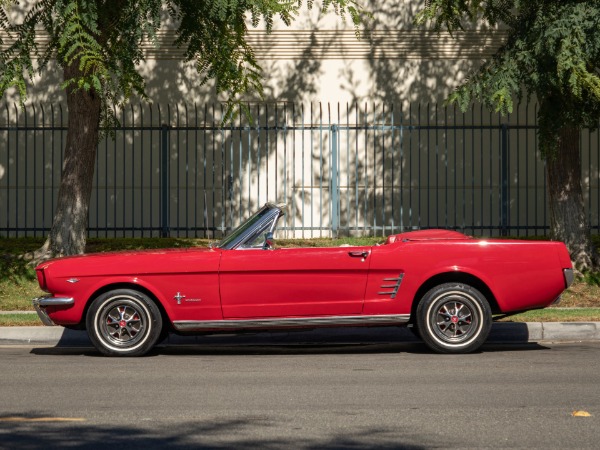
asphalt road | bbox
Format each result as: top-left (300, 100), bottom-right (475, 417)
top-left (1, 342), bottom-right (599, 449)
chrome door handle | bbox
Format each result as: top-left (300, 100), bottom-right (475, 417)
top-left (348, 251), bottom-right (368, 258)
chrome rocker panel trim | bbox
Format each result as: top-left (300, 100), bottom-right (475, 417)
top-left (32, 296), bottom-right (75, 326)
top-left (173, 314), bottom-right (411, 332)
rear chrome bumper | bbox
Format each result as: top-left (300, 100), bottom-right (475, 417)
top-left (563, 268), bottom-right (574, 288)
top-left (32, 296), bottom-right (74, 326)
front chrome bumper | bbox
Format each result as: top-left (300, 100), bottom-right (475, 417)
top-left (32, 296), bottom-right (74, 326)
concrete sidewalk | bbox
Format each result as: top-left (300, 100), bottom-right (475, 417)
top-left (1, 322), bottom-right (600, 347)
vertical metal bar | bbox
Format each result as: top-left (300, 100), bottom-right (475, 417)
top-left (265, 103), bottom-right (269, 203)
top-left (220, 104), bottom-right (225, 235)
top-left (525, 102), bottom-right (529, 236)
top-left (257, 104), bottom-right (261, 208)
top-left (185, 103), bottom-right (189, 237)
top-left (15, 104), bottom-right (20, 236)
top-left (94, 107), bottom-right (99, 238)
top-left (211, 103), bottom-right (216, 237)
top-left (391, 103), bottom-right (395, 233)
top-left (331, 123), bottom-right (339, 237)
top-left (489, 109), bottom-right (493, 234)
top-left (238, 104), bottom-right (243, 229)
top-left (40, 104), bottom-right (46, 234)
top-left (130, 104), bottom-right (135, 237)
top-left (381, 104), bottom-right (386, 236)
top-left (462, 105), bottom-right (466, 231)
top-left (175, 104), bottom-right (181, 237)
top-left (373, 102), bottom-right (377, 234)
top-left (453, 104), bottom-right (457, 229)
top-left (471, 105), bottom-right (475, 235)
top-left (122, 106), bottom-right (126, 237)
top-left (291, 103), bottom-right (296, 236)
top-left (319, 103), bottom-right (323, 236)
top-left (354, 102), bottom-right (359, 233)
top-left (5, 104), bottom-right (10, 235)
top-left (409, 102), bottom-right (413, 229)
top-left (426, 102), bottom-right (430, 229)
top-left (32, 104), bottom-right (37, 236)
top-left (516, 106), bottom-right (520, 236)
top-left (203, 103), bottom-right (208, 238)
top-left (113, 105), bottom-right (117, 238)
top-left (132, 105), bottom-right (137, 236)
top-left (107, 106), bottom-right (111, 237)
top-left (149, 105), bottom-right (154, 236)
top-left (160, 122), bottom-right (170, 238)
top-left (480, 104), bottom-right (484, 234)
top-left (51, 104), bottom-right (55, 231)
top-left (345, 102), bottom-right (350, 234)
top-left (194, 103), bottom-right (199, 236)
top-left (363, 103), bottom-right (368, 234)
top-left (140, 104), bottom-right (145, 237)
top-left (399, 102), bottom-right (404, 232)
top-left (500, 123), bottom-right (509, 236)
top-left (301, 104), bottom-right (305, 238)
top-left (444, 104), bottom-right (448, 228)
top-left (246, 104), bottom-right (252, 227)
top-left (283, 103), bottom-right (288, 234)
top-left (435, 103), bottom-right (439, 227)
top-left (228, 105), bottom-right (234, 232)
top-left (275, 105), bottom-right (278, 205)
top-left (418, 103), bottom-right (422, 229)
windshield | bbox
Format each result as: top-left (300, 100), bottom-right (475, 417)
top-left (215, 206), bottom-right (273, 249)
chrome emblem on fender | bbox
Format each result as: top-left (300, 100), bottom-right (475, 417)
top-left (174, 292), bottom-right (186, 305)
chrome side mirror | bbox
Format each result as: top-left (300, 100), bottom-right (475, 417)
top-left (262, 232), bottom-right (274, 250)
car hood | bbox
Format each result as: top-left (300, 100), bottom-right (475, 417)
top-left (36, 247), bottom-right (219, 277)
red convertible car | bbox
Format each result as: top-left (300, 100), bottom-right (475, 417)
top-left (33, 203), bottom-right (573, 356)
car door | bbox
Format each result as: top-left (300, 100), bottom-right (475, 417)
top-left (219, 246), bottom-right (372, 318)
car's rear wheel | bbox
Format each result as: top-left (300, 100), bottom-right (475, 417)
top-left (416, 283), bottom-right (492, 354)
top-left (86, 289), bottom-right (163, 357)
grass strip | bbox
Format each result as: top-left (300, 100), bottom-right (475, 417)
top-left (0, 313), bottom-right (42, 326)
top-left (498, 308), bottom-right (600, 322)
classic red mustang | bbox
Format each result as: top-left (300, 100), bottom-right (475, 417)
top-left (33, 203), bottom-right (573, 356)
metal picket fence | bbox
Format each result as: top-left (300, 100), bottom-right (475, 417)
top-left (1, 102), bottom-right (599, 238)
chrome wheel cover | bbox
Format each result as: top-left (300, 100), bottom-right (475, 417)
top-left (97, 297), bottom-right (149, 348)
top-left (428, 293), bottom-right (480, 344)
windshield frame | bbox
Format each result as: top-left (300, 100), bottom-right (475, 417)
top-left (215, 203), bottom-right (284, 250)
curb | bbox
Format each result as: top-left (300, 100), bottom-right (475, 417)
top-left (1, 322), bottom-right (599, 347)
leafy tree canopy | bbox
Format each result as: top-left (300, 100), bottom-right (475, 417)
top-left (0, 0), bottom-right (363, 123)
top-left (416, 0), bottom-right (600, 155)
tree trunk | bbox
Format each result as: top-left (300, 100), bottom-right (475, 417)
top-left (546, 126), bottom-right (600, 271)
top-left (32, 64), bottom-right (102, 262)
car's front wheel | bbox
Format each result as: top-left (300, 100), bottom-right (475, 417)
top-left (86, 289), bottom-right (163, 357)
top-left (416, 283), bottom-right (492, 354)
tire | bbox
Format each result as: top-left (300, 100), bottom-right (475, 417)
top-left (86, 289), bottom-right (163, 357)
top-left (416, 283), bottom-right (492, 354)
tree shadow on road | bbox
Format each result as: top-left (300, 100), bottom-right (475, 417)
top-left (0, 414), bottom-right (430, 449)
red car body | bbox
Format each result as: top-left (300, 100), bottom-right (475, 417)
top-left (33, 203), bottom-right (573, 356)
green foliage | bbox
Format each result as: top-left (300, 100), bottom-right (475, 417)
top-left (417, 1), bottom-right (600, 156)
top-left (580, 270), bottom-right (600, 287)
top-left (0, 0), bottom-right (366, 126)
